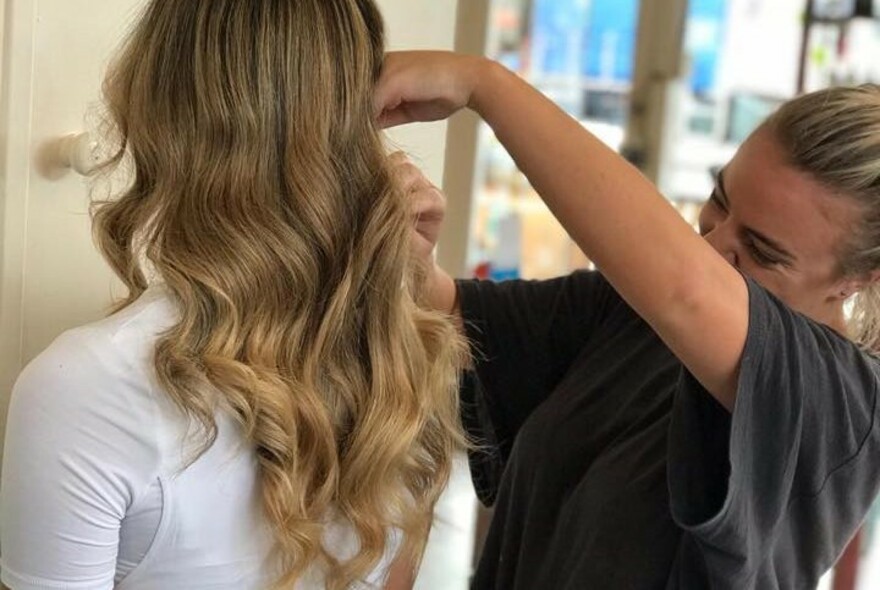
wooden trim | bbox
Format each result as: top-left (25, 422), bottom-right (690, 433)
top-left (438, 0), bottom-right (491, 278)
top-left (0, 0), bottom-right (37, 458)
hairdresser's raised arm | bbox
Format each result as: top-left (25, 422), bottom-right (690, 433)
top-left (377, 51), bottom-right (748, 411)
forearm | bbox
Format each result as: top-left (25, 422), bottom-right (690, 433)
top-left (468, 61), bottom-right (747, 408)
top-left (471, 64), bottom-right (693, 315)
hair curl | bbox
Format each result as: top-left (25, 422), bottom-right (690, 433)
top-left (92, 1), bottom-right (468, 587)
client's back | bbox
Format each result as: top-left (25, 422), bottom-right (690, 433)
top-left (5, 287), bottom-right (280, 587)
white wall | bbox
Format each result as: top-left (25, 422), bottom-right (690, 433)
top-left (379, 0), bottom-right (458, 185)
top-left (716, 0), bottom-right (803, 98)
top-left (0, 0), bottom-right (147, 452)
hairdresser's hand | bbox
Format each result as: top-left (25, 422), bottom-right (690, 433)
top-left (390, 152), bottom-right (445, 264)
top-left (375, 51), bottom-right (488, 128)
top-left (390, 152), bottom-right (460, 319)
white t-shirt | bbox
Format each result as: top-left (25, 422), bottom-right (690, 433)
top-left (1, 285), bottom-right (397, 589)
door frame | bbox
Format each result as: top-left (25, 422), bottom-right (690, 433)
top-left (0, 0), bottom-right (37, 450)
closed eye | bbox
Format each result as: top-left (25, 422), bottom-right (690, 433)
top-left (745, 237), bottom-right (781, 266)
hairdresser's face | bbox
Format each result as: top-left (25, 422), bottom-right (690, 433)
top-left (698, 128), bottom-right (861, 326)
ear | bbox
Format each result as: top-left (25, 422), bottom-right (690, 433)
top-left (834, 270), bottom-right (880, 301)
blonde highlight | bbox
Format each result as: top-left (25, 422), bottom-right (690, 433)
top-left (92, 1), bottom-right (468, 587)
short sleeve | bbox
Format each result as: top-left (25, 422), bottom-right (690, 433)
top-left (668, 278), bottom-right (880, 583)
top-left (456, 270), bottom-right (616, 504)
top-left (1, 331), bottom-right (161, 590)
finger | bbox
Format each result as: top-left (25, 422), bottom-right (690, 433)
top-left (412, 187), bottom-right (445, 221)
top-left (373, 52), bottom-right (409, 118)
top-left (394, 162), bottom-right (434, 194)
top-left (377, 107), bottom-right (413, 129)
top-left (373, 72), bottom-right (395, 120)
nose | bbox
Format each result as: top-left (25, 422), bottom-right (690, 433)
top-left (702, 220), bottom-right (739, 267)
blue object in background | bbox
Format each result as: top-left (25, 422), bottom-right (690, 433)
top-left (532, 0), bottom-right (638, 83)
top-left (581, 0), bottom-right (639, 82)
top-left (531, 0), bottom-right (727, 94)
top-left (531, 0), bottom-right (590, 76)
top-left (687, 0), bottom-right (727, 95)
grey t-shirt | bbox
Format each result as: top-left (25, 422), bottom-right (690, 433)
top-left (458, 270), bottom-right (880, 589)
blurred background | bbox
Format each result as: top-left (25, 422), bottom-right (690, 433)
top-left (418, 0), bottom-right (880, 588)
top-left (445, 0), bottom-right (880, 283)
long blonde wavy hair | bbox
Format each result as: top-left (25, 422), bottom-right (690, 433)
top-left (92, 1), bottom-right (468, 587)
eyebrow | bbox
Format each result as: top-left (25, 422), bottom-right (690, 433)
top-left (715, 169), bottom-right (798, 265)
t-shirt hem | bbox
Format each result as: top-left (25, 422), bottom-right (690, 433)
top-left (1, 563), bottom-right (110, 590)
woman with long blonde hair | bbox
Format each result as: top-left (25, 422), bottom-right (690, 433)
top-left (0, 2), bottom-right (466, 589)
